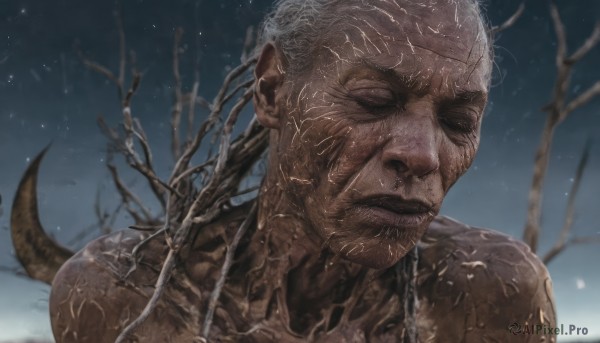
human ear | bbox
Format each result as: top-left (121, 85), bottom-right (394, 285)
top-left (253, 42), bottom-right (285, 129)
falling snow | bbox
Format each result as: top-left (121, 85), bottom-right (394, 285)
top-left (0, 0), bottom-right (598, 341)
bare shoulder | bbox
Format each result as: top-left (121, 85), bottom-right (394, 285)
top-left (49, 230), bottom-right (200, 342)
top-left (48, 203), bottom-right (252, 343)
top-left (416, 216), bottom-right (556, 342)
top-left (49, 230), bottom-right (155, 342)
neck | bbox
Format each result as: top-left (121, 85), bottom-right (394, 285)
top-left (245, 151), bottom-right (385, 327)
top-left (255, 168), bottom-right (323, 267)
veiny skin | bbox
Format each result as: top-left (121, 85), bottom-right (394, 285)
top-left (48, 1), bottom-right (556, 342)
top-left (255, 0), bottom-right (489, 269)
top-left (50, 214), bottom-right (555, 342)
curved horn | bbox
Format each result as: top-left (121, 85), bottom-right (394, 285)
top-left (11, 146), bottom-right (74, 284)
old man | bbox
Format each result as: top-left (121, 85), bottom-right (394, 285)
top-left (14, 0), bottom-right (555, 342)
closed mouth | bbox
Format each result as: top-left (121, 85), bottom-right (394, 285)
top-left (354, 195), bottom-right (433, 216)
top-left (351, 195), bottom-right (434, 229)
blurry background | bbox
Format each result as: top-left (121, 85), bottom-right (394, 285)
top-left (0, 0), bottom-right (598, 341)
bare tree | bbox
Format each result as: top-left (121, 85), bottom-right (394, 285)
top-left (521, 1), bottom-right (600, 261)
top-left (71, 9), bottom-right (268, 340)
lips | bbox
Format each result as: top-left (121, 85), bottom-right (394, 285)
top-left (351, 195), bottom-right (434, 229)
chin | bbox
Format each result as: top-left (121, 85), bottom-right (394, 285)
top-left (330, 236), bottom-right (417, 270)
top-left (324, 216), bottom-right (432, 269)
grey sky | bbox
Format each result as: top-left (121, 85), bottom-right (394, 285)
top-left (0, 0), bottom-right (598, 341)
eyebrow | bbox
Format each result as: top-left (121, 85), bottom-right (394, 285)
top-left (449, 90), bottom-right (488, 108)
top-left (347, 58), bottom-right (488, 107)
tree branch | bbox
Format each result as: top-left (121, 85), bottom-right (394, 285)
top-left (114, 8), bottom-right (127, 92)
top-left (566, 22), bottom-right (600, 64)
top-left (549, 2), bottom-right (567, 63)
top-left (541, 139), bottom-right (592, 264)
top-left (114, 249), bottom-right (177, 343)
top-left (543, 235), bottom-right (600, 264)
top-left (489, 3), bottom-right (525, 35)
top-left (201, 202), bottom-right (257, 339)
top-left (106, 163), bottom-right (154, 223)
top-left (171, 27), bottom-right (184, 160)
top-left (562, 81), bottom-right (600, 120)
top-left (169, 57), bottom-right (257, 185)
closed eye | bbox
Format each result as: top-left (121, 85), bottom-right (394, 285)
top-left (348, 87), bottom-right (397, 110)
top-left (438, 91), bottom-right (485, 134)
top-left (438, 110), bottom-right (479, 133)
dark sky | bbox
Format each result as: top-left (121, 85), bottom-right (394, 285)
top-left (0, 0), bottom-right (599, 341)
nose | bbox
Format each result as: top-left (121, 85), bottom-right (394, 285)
top-left (381, 118), bottom-right (440, 179)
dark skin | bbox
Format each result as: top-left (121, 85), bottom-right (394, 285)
top-left (255, 0), bottom-right (490, 269)
top-left (49, 1), bottom-right (556, 342)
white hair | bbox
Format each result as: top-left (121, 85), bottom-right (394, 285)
top-left (258, 0), bottom-right (492, 78)
top-left (258, 0), bottom-right (343, 75)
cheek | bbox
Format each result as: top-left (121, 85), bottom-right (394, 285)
top-left (275, 110), bottom-right (352, 199)
top-left (281, 107), bottom-right (378, 177)
top-left (440, 133), bottom-right (480, 191)
top-left (323, 125), bottom-right (383, 187)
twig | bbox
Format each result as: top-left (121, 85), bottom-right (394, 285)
top-left (169, 57), bottom-right (257, 184)
top-left (122, 227), bottom-right (168, 280)
top-left (195, 96), bottom-right (211, 109)
top-left (119, 75), bottom-right (171, 206)
top-left (186, 81), bottom-right (200, 145)
top-left (543, 235), bottom-right (600, 264)
top-left (569, 235), bottom-right (600, 245)
top-left (114, 8), bottom-right (126, 94)
top-left (107, 163), bottom-right (154, 223)
top-left (202, 202), bottom-right (258, 339)
top-left (222, 78), bottom-right (255, 107)
top-left (99, 114), bottom-right (178, 202)
top-left (132, 118), bottom-right (154, 170)
top-left (122, 72), bottom-right (141, 109)
top-left (232, 185), bottom-right (261, 198)
top-left (489, 3), bottom-right (525, 35)
top-left (566, 23), bottom-right (600, 64)
top-left (240, 26), bottom-right (256, 63)
top-left (171, 158), bottom-right (216, 186)
top-left (549, 2), bottom-right (567, 64)
top-left (115, 249), bottom-right (177, 343)
top-left (80, 57), bottom-right (121, 90)
top-left (562, 81), bottom-right (600, 119)
top-left (542, 140), bottom-right (592, 264)
top-left (171, 28), bottom-right (184, 160)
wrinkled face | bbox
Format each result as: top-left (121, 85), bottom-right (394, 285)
top-left (257, 0), bottom-right (491, 269)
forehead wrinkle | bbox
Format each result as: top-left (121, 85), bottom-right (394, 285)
top-left (335, 2), bottom-right (487, 66)
top-left (349, 58), bottom-right (430, 95)
top-left (342, 58), bottom-right (487, 100)
top-left (409, 42), bottom-right (468, 65)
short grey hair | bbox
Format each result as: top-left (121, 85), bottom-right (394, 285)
top-left (258, 0), bottom-right (344, 75)
top-left (258, 0), bottom-right (492, 78)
